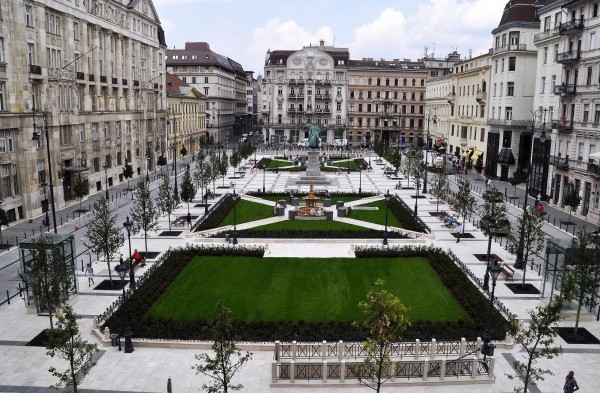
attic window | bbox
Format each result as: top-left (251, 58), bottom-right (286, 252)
top-left (205, 55), bottom-right (209, 59)
top-left (182, 55), bottom-right (187, 59)
top-left (192, 55), bottom-right (197, 59)
top-left (172, 55), bottom-right (178, 59)
top-left (279, 59), bottom-right (283, 64)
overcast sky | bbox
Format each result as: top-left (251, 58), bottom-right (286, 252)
top-left (155, 0), bottom-right (507, 75)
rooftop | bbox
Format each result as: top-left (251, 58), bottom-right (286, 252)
top-left (166, 42), bottom-right (246, 76)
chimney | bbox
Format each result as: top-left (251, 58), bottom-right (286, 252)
top-left (319, 39), bottom-right (325, 49)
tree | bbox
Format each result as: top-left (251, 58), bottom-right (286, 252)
top-left (180, 165), bottom-right (195, 214)
top-left (157, 154), bottom-right (167, 175)
top-left (563, 182), bottom-right (582, 224)
top-left (230, 150), bottom-right (242, 173)
top-left (46, 305), bottom-right (99, 393)
top-left (122, 161), bottom-right (134, 190)
top-left (130, 180), bottom-right (159, 258)
top-left (507, 206), bottom-right (545, 291)
top-left (429, 170), bottom-right (450, 213)
top-left (220, 151), bottom-right (229, 186)
top-left (194, 152), bottom-right (206, 190)
top-left (192, 301), bottom-right (252, 393)
top-left (562, 228), bottom-right (600, 339)
top-left (350, 279), bottom-right (411, 393)
top-left (474, 155), bottom-right (484, 179)
top-left (0, 203), bottom-right (10, 244)
top-left (84, 198), bottom-right (124, 285)
top-left (209, 153), bottom-right (220, 193)
top-left (180, 145), bottom-right (188, 157)
top-left (19, 237), bottom-right (72, 329)
top-left (508, 171), bottom-right (527, 199)
top-left (388, 148), bottom-right (402, 175)
top-left (449, 178), bottom-right (476, 234)
top-left (157, 174), bottom-right (179, 231)
top-left (479, 186), bottom-right (509, 235)
top-left (72, 175), bottom-right (89, 212)
top-left (507, 297), bottom-right (564, 393)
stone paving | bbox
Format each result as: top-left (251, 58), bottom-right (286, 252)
top-left (0, 151), bottom-right (598, 393)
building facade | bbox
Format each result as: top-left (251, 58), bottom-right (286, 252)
top-left (422, 51), bottom-right (462, 79)
top-left (346, 59), bottom-right (428, 147)
top-left (0, 0), bottom-right (166, 221)
top-left (262, 40), bottom-right (349, 145)
top-left (165, 73), bottom-right (206, 160)
top-left (448, 54), bottom-right (492, 171)
top-left (425, 75), bottom-right (452, 152)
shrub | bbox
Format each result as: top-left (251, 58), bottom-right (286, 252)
top-left (389, 197), bottom-right (431, 233)
top-left (194, 195), bottom-right (234, 232)
top-left (214, 229), bottom-right (412, 239)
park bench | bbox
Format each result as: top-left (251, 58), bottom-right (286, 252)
top-left (501, 265), bottom-right (515, 281)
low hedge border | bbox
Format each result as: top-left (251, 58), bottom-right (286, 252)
top-left (100, 246), bottom-right (507, 342)
top-left (389, 196), bottom-right (431, 234)
top-left (247, 191), bottom-right (377, 198)
top-left (212, 229), bottom-right (413, 240)
top-left (194, 195), bottom-right (234, 232)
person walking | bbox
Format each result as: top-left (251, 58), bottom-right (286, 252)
top-left (454, 224), bottom-right (463, 243)
top-left (186, 212), bottom-right (192, 227)
top-left (85, 263), bottom-right (94, 286)
top-left (564, 371), bottom-right (579, 393)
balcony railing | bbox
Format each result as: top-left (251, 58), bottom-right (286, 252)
top-left (447, 93), bottom-right (456, 103)
top-left (476, 90), bottom-right (487, 102)
top-left (492, 44), bottom-right (527, 55)
top-left (553, 84), bottom-right (576, 95)
top-left (549, 155), bottom-right (569, 169)
top-left (559, 20), bottom-right (584, 35)
top-left (552, 120), bottom-right (573, 132)
top-left (556, 51), bottom-right (580, 64)
top-left (534, 27), bottom-right (560, 43)
top-left (88, 73), bottom-right (95, 82)
top-left (29, 65), bottom-right (42, 75)
top-left (588, 163), bottom-right (600, 177)
top-left (487, 119), bottom-right (533, 127)
top-left (288, 93), bottom-right (296, 99)
top-left (460, 138), bottom-right (468, 146)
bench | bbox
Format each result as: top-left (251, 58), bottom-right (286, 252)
top-left (501, 265), bottom-right (515, 281)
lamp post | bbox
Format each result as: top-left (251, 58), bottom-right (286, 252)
top-left (231, 190), bottom-right (239, 245)
top-left (41, 182), bottom-right (50, 231)
top-left (203, 172), bottom-right (210, 214)
top-left (113, 262), bottom-right (134, 353)
top-left (423, 110), bottom-right (436, 194)
top-left (482, 262), bottom-right (502, 365)
top-left (103, 162), bottom-right (109, 200)
top-left (146, 157), bottom-right (150, 182)
top-left (262, 162), bottom-right (266, 193)
top-left (122, 216), bottom-right (135, 289)
top-left (482, 221), bottom-right (497, 291)
top-left (172, 143), bottom-right (179, 202)
top-left (414, 173), bottom-right (421, 216)
top-left (383, 190), bottom-right (391, 246)
top-left (32, 110), bottom-right (57, 233)
top-left (359, 159), bottom-right (363, 194)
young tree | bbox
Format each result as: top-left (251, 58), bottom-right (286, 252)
top-left (507, 206), bottom-right (545, 291)
top-left (180, 165), bottom-right (195, 214)
top-left (194, 153), bottom-right (206, 190)
top-left (46, 305), bottom-right (99, 393)
top-left (72, 175), bottom-right (89, 211)
top-left (562, 228), bottom-right (600, 339)
top-left (19, 237), bottom-right (72, 329)
top-left (130, 180), bottom-right (159, 258)
top-left (209, 153), bottom-right (220, 193)
top-left (230, 150), bottom-right (242, 173)
top-left (507, 297), bottom-right (564, 393)
top-left (180, 145), bottom-right (188, 158)
top-left (429, 170), bottom-right (450, 213)
top-left (157, 154), bottom-right (167, 175)
top-left (479, 186), bottom-right (509, 235)
top-left (220, 151), bottom-right (229, 186)
top-left (449, 178), bottom-right (476, 234)
top-left (563, 182), bottom-right (582, 224)
top-left (508, 171), bottom-right (527, 199)
top-left (122, 161), bottom-right (134, 190)
top-left (388, 148), bottom-right (402, 175)
top-left (474, 155), bottom-right (484, 179)
top-left (192, 301), bottom-right (252, 393)
top-left (84, 198), bottom-right (124, 285)
top-left (157, 174), bottom-right (179, 231)
top-left (350, 279), bottom-right (411, 393)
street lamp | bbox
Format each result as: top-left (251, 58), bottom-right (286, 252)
top-left (146, 157), bottom-right (150, 182)
top-left (482, 261), bottom-right (502, 365)
top-left (482, 221), bottom-right (497, 291)
top-left (103, 162), bottom-right (110, 200)
top-left (113, 262), bottom-right (134, 353)
top-left (41, 182), bottom-right (50, 231)
top-left (203, 172), bottom-right (210, 214)
top-left (423, 110), bottom-right (436, 194)
top-left (172, 142), bottom-right (179, 202)
top-left (122, 216), bottom-right (135, 289)
top-left (359, 158), bottom-right (363, 194)
top-left (231, 190), bottom-right (239, 245)
top-left (383, 190), bottom-right (391, 246)
top-left (414, 173), bottom-right (422, 216)
top-left (262, 161), bottom-right (266, 193)
top-left (32, 110), bottom-right (57, 233)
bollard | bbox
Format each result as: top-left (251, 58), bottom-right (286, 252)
top-left (81, 259), bottom-right (84, 272)
top-left (6, 290), bottom-right (10, 305)
top-left (60, 216), bottom-right (63, 225)
top-left (18, 283), bottom-right (22, 297)
top-left (23, 232), bottom-right (26, 239)
top-left (167, 377), bottom-right (172, 393)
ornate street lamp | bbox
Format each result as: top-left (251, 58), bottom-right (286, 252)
top-left (231, 190), bottom-right (239, 245)
top-left (122, 216), bottom-right (135, 288)
top-left (414, 173), bottom-right (422, 216)
top-left (103, 162), bottom-right (110, 200)
top-left (482, 261), bottom-right (502, 365)
top-left (114, 262), bottom-right (134, 353)
top-left (203, 172), bottom-right (210, 214)
top-left (146, 157), bottom-right (150, 182)
top-left (383, 190), bottom-right (391, 246)
top-left (41, 182), bottom-right (50, 230)
top-left (483, 221), bottom-right (497, 291)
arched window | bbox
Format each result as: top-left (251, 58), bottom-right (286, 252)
top-left (403, 78), bottom-right (407, 86)
top-left (420, 79), bottom-right (425, 86)
top-left (368, 77), bottom-right (373, 85)
top-left (482, 80), bottom-right (487, 92)
top-left (376, 78), bottom-right (381, 86)
top-left (394, 78), bottom-right (399, 86)
top-left (385, 78), bottom-right (390, 86)
top-left (412, 79), bottom-right (416, 87)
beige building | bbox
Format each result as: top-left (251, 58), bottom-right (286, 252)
top-left (448, 54), bottom-right (492, 170)
top-left (424, 75), bottom-right (452, 152)
top-left (0, 0), bottom-right (166, 221)
top-left (165, 73), bottom-right (206, 160)
top-left (347, 59), bottom-right (427, 146)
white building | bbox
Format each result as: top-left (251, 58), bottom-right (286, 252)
top-left (424, 75), bottom-right (452, 152)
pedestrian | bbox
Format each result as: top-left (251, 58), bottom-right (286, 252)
top-left (486, 178), bottom-right (491, 189)
top-left (564, 371), bottom-right (579, 393)
top-left (85, 263), bottom-right (94, 286)
top-left (454, 224), bottom-right (463, 243)
top-left (186, 212), bottom-right (192, 227)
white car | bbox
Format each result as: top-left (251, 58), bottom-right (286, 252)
top-left (297, 138), bottom-right (309, 147)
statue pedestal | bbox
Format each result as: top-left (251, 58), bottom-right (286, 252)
top-left (305, 150), bottom-right (322, 177)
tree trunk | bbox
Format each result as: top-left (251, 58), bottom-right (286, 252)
top-left (574, 298), bottom-right (582, 339)
top-left (144, 231), bottom-right (149, 258)
top-left (436, 192), bottom-right (440, 213)
top-left (187, 203), bottom-right (190, 214)
top-left (71, 356), bottom-right (78, 393)
top-left (568, 207), bottom-right (573, 224)
top-left (168, 213), bottom-right (171, 231)
top-left (462, 215), bottom-right (466, 234)
top-left (521, 249), bottom-right (529, 291)
top-left (106, 255), bottom-right (113, 285)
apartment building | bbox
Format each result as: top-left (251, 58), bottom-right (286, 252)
top-left (165, 73), bottom-right (206, 159)
top-left (448, 54), bottom-right (492, 169)
top-left (422, 51), bottom-right (462, 79)
top-left (425, 75), bottom-right (452, 152)
top-left (0, 0), bottom-right (166, 221)
top-left (347, 59), bottom-right (427, 147)
top-left (245, 71), bottom-right (258, 134)
top-left (262, 40), bottom-right (349, 145)
top-left (166, 42), bottom-right (247, 144)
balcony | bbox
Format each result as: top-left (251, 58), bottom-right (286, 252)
top-left (100, 75), bottom-right (107, 83)
top-left (133, 80), bottom-right (140, 87)
top-left (76, 72), bottom-right (85, 80)
top-left (288, 93), bottom-right (296, 99)
top-left (492, 44), bottom-right (527, 55)
top-left (549, 155), bottom-right (569, 169)
top-left (559, 20), bottom-right (584, 35)
top-left (551, 120), bottom-right (573, 133)
top-left (556, 50), bottom-right (580, 64)
top-left (122, 79), bottom-right (128, 85)
top-left (289, 79), bottom-right (296, 84)
top-left (553, 84), bottom-right (577, 96)
top-left (534, 27), bottom-right (560, 43)
top-left (588, 163), bottom-right (600, 177)
top-left (487, 118), bottom-right (533, 127)
top-left (112, 77), bottom-right (118, 84)
top-left (476, 90), bottom-right (487, 103)
top-left (287, 108), bottom-right (296, 113)
top-left (88, 74), bottom-right (95, 82)
top-left (29, 65), bottom-right (42, 75)
top-left (323, 94), bottom-right (332, 100)
top-left (447, 93), bottom-right (456, 104)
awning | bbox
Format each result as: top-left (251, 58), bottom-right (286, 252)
top-left (461, 148), bottom-right (474, 158)
top-left (63, 166), bottom-right (89, 174)
top-left (471, 150), bottom-right (483, 163)
top-left (497, 148), bottom-right (516, 165)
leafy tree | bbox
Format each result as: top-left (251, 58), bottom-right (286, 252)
top-left (72, 175), bottom-right (89, 211)
top-left (0, 203), bottom-right (10, 244)
top-left (122, 161), bottom-right (134, 190)
top-left (562, 228), bottom-right (600, 339)
top-left (157, 174), bottom-right (179, 231)
top-left (474, 155), bottom-right (484, 179)
top-left (192, 301), bottom-right (252, 393)
top-left (429, 170), bottom-right (450, 213)
top-left (220, 151), bottom-right (229, 186)
top-left (507, 297), bottom-right (564, 393)
top-left (209, 153), bottom-right (220, 193)
top-left (194, 152), bottom-right (206, 190)
top-left (230, 149), bottom-right (242, 173)
top-left (180, 145), bottom-right (188, 157)
top-left (350, 279), bottom-right (411, 393)
top-left (388, 148), bottom-right (402, 175)
top-left (449, 178), bottom-right (476, 234)
top-left (508, 171), bottom-right (527, 199)
top-left (563, 182), bottom-right (582, 224)
top-left (84, 198), bottom-right (124, 285)
top-left (130, 180), bottom-right (159, 258)
top-left (157, 154), bottom-right (167, 175)
top-left (19, 237), bottom-right (72, 329)
top-left (46, 305), bottom-right (99, 393)
top-left (479, 186), bottom-right (509, 235)
top-left (508, 207), bottom-right (545, 291)
top-left (180, 165), bottom-right (196, 214)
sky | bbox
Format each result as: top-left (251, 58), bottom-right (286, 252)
top-left (154, 0), bottom-right (508, 75)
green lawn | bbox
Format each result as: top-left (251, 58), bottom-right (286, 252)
top-left (218, 200), bottom-right (274, 227)
top-left (347, 199), bottom-right (404, 228)
top-left (249, 219), bottom-right (368, 231)
top-left (267, 159), bottom-right (294, 169)
top-left (331, 160), bottom-right (359, 170)
top-left (147, 256), bottom-right (468, 323)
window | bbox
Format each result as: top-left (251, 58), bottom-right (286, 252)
top-left (25, 5), bottom-right (33, 27)
top-left (508, 57), bottom-right (516, 71)
top-left (501, 58), bottom-right (505, 72)
top-left (73, 21), bottom-right (79, 40)
top-left (540, 77), bottom-right (545, 94)
top-left (27, 43), bottom-right (35, 65)
top-left (499, 83), bottom-right (503, 97)
top-left (79, 124), bottom-right (85, 142)
top-left (92, 123), bottom-right (98, 140)
top-left (0, 82), bottom-right (4, 111)
top-left (37, 160), bottom-right (45, 184)
top-left (502, 130), bottom-right (512, 148)
top-left (592, 32), bottom-right (597, 50)
top-left (0, 38), bottom-right (4, 63)
top-left (583, 104), bottom-right (590, 122)
top-left (594, 3), bottom-right (599, 18)
top-left (505, 107), bottom-right (513, 120)
top-left (587, 67), bottom-right (593, 85)
top-left (543, 47), bottom-right (548, 64)
top-left (480, 128), bottom-right (485, 142)
top-left (595, 104), bottom-right (600, 123)
top-left (552, 75), bottom-right (557, 91)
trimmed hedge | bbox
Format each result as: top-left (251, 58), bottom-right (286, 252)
top-left (388, 197), bottom-right (431, 233)
top-left (100, 246), bottom-right (507, 341)
top-left (216, 229), bottom-right (412, 239)
top-left (247, 191), bottom-right (377, 198)
top-left (194, 195), bottom-right (234, 232)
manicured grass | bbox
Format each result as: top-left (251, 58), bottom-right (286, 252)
top-left (331, 160), bottom-right (359, 170)
top-left (249, 219), bottom-right (368, 231)
top-left (347, 199), bottom-right (404, 228)
top-left (267, 159), bottom-right (294, 169)
top-left (147, 256), bottom-right (468, 323)
top-left (218, 199), bottom-right (274, 227)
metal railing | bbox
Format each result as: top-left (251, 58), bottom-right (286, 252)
top-left (534, 27), bottom-right (560, 43)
